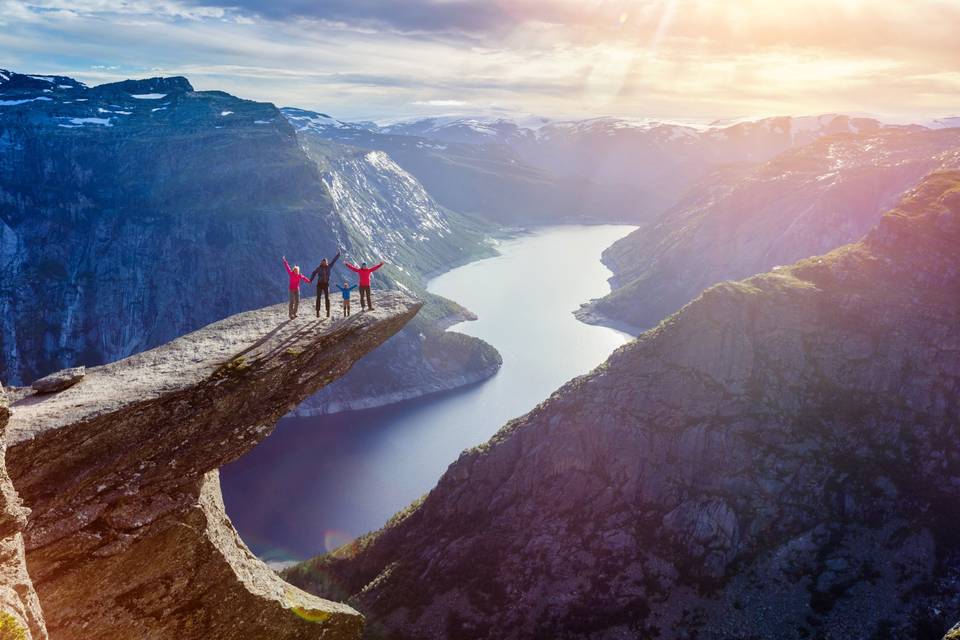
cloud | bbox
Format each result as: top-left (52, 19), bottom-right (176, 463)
top-left (413, 99), bottom-right (469, 107)
top-left (178, 0), bottom-right (513, 34)
top-left (1, 0), bottom-right (957, 121)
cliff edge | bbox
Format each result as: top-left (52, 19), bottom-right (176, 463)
top-left (3, 292), bottom-right (421, 639)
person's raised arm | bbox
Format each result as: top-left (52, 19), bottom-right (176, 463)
top-left (282, 256), bottom-right (293, 275)
top-left (371, 262), bottom-right (384, 272)
top-left (310, 265), bottom-right (321, 281)
top-left (330, 251), bottom-right (341, 267)
top-left (345, 262), bottom-right (360, 273)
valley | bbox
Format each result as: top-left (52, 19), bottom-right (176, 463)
top-left (221, 225), bottom-right (634, 562)
top-left (285, 171), bottom-right (960, 640)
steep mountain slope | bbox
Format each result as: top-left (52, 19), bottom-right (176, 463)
top-left (283, 108), bottom-right (649, 224)
top-left (0, 70), bottom-right (499, 411)
top-left (286, 171), bottom-right (960, 639)
top-left (584, 127), bottom-right (960, 330)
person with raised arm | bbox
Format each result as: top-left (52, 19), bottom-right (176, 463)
top-left (282, 256), bottom-right (312, 319)
top-left (310, 249), bottom-right (341, 319)
top-left (344, 259), bottom-right (384, 310)
top-left (336, 281), bottom-right (357, 317)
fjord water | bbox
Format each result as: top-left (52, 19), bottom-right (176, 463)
top-left (221, 225), bottom-right (636, 562)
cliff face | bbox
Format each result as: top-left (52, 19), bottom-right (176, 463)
top-left (4, 292), bottom-right (420, 639)
top-left (286, 173), bottom-right (960, 639)
top-left (0, 383), bottom-right (45, 639)
top-left (585, 128), bottom-right (960, 331)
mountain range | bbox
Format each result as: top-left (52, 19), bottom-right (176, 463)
top-left (334, 112), bottom-right (929, 215)
top-left (3, 66), bottom-right (960, 640)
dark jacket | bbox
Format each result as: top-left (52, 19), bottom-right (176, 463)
top-left (310, 252), bottom-right (340, 285)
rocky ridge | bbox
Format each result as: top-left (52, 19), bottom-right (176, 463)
top-left (286, 173), bottom-right (960, 639)
top-left (3, 292), bottom-right (420, 639)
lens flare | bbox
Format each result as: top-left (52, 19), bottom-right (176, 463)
top-left (323, 529), bottom-right (357, 555)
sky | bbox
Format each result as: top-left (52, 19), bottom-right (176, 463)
top-left (1, 0), bottom-right (958, 123)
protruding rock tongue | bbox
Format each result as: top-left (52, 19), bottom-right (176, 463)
top-left (5, 293), bottom-right (421, 640)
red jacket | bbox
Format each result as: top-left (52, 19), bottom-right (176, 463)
top-left (283, 258), bottom-right (312, 291)
top-left (345, 262), bottom-right (383, 287)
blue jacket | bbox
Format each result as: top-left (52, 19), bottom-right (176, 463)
top-left (336, 284), bottom-right (357, 300)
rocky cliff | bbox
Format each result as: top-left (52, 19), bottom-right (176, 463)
top-left (583, 127), bottom-right (960, 331)
top-left (0, 383), bottom-right (45, 639)
top-left (285, 172), bottom-right (960, 639)
top-left (3, 292), bottom-right (420, 639)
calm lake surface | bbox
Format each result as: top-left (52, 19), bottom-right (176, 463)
top-left (221, 224), bottom-right (636, 563)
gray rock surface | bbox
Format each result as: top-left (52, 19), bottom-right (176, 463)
top-left (29, 367), bottom-right (84, 395)
top-left (285, 172), bottom-right (960, 639)
top-left (0, 383), bottom-right (46, 639)
top-left (6, 292), bottom-right (420, 639)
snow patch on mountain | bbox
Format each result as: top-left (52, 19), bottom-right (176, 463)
top-left (0, 97), bottom-right (53, 106)
top-left (61, 117), bottom-right (112, 127)
top-left (929, 117), bottom-right (960, 129)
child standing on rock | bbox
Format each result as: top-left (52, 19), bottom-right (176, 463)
top-left (337, 281), bottom-right (357, 317)
top-left (282, 256), bottom-right (312, 319)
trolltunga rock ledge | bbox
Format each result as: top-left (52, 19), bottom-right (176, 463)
top-left (4, 292), bottom-right (421, 640)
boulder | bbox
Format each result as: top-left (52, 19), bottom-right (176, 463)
top-left (29, 368), bottom-right (85, 395)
